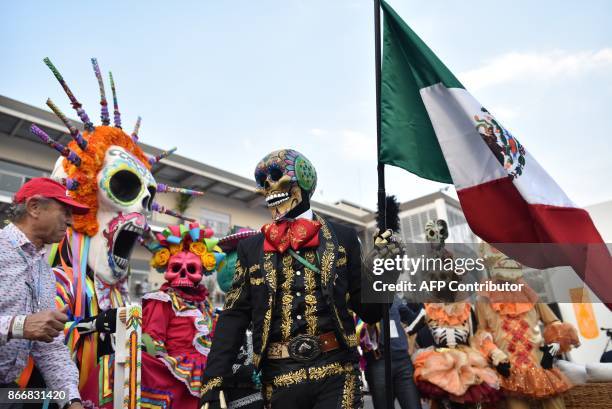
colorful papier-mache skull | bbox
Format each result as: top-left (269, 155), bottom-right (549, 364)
top-left (254, 149), bottom-right (317, 220)
top-left (148, 223), bottom-right (226, 288)
top-left (480, 242), bottom-right (523, 281)
top-left (32, 58), bottom-right (189, 300)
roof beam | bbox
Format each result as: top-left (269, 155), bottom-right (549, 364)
top-left (203, 181), bottom-right (221, 192)
top-left (9, 119), bottom-right (23, 137)
top-left (225, 187), bottom-right (243, 197)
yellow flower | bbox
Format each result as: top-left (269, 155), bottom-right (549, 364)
top-left (151, 248), bottom-right (171, 268)
top-left (190, 241), bottom-right (208, 256)
top-left (169, 244), bottom-right (182, 255)
top-left (201, 252), bottom-right (217, 271)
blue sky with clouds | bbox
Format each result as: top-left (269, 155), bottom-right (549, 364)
top-left (2, 0), bottom-right (611, 209)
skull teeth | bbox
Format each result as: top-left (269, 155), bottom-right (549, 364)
top-left (113, 255), bottom-right (129, 269)
top-left (123, 223), bottom-right (144, 235)
top-left (265, 192), bottom-right (290, 206)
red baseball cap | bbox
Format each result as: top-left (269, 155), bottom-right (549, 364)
top-left (14, 177), bottom-right (89, 215)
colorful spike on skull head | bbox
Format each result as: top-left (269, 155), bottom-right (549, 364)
top-left (254, 149), bottom-right (317, 220)
top-left (34, 58), bottom-right (184, 290)
top-left (148, 223), bottom-right (226, 288)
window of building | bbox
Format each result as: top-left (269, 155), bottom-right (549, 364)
top-left (201, 208), bottom-right (231, 237)
top-left (0, 159), bottom-right (47, 198)
top-left (446, 207), bottom-right (477, 243)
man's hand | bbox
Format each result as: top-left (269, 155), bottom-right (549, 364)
top-left (67, 402), bottom-right (83, 409)
top-left (23, 305), bottom-right (69, 342)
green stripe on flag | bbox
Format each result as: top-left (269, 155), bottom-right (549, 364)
top-left (379, 0), bottom-right (462, 184)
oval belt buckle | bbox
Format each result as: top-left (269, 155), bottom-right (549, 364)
top-left (288, 334), bottom-right (321, 362)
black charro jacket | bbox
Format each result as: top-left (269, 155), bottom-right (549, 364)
top-left (200, 214), bottom-right (383, 397)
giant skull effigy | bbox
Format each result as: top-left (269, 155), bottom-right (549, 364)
top-left (30, 57), bottom-right (200, 408)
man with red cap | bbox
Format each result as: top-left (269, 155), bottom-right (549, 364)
top-left (0, 177), bottom-right (89, 409)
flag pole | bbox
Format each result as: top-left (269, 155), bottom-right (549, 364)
top-left (374, 1), bottom-right (393, 409)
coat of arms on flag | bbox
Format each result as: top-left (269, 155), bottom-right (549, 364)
top-left (474, 107), bottom-right (526, 179)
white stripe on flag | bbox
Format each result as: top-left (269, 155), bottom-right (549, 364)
top-left (420, 84), bottom-right (506, 190)
top-left (421, 84), bottom-right (574, 207)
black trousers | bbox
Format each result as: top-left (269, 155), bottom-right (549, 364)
top-left (264, 368), bottom-right (363, 409)
top-left (262, 351), bottom-right (363, 409)
top-left (364, 355), bottom-right (422, 409)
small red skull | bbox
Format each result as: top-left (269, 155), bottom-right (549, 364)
top-left (164, 251), bottom-right (203, 288)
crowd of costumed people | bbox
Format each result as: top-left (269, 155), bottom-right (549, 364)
top-left (2, 56), bottom-right (601, 409)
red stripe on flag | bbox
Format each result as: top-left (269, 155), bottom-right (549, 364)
top-left (458, 176), bottom-right (611, 303)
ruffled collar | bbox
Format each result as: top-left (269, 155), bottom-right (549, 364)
top-left (479, 279), bottom-right (539, 316)
top-left (425, 302), bottom-right (471, 326)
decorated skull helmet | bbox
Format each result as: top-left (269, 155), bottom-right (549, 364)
top-left (149, 223), bottom-right (226, 288)
top-left (254, 149), bottom-right (317, 220)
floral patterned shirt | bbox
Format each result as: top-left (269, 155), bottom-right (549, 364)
top-left (0, 223), bottom-right (80, 406)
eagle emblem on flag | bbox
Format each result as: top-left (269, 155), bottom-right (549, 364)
top-left (475, 107), bottom-right (526, 179)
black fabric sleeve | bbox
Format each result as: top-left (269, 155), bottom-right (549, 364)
top-left (201, 240), bottom-right (253, 399)
top-left (347, 230), bottom-right (383, 324)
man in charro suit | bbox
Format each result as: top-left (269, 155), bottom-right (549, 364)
top-left (200, 149), bottom-right (393, 409)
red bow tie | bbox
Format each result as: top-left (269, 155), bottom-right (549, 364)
top-left (262, 218), bottom-right (321, 253)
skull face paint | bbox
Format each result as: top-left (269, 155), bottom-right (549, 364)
top-left (92, 146), bottom-right (156, 282)
top-left (165, 251), bottom-right (203, 288)
top-left (53, 144), bottom-right (156, 284)
top-left (254, 149), bottom-right (317, 220)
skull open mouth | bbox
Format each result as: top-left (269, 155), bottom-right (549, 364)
top-left (103, 212), bottom-right (146, 275)
top-left (265, 191), bottom-right (291, 208)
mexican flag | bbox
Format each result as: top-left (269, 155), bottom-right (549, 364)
top-left (379, 1), bottom-right (610, 301)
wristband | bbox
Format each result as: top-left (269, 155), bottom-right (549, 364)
top-left (11, 315), bottom-right (27, 339)
top-left (62, 398), bottom-right (82, 409)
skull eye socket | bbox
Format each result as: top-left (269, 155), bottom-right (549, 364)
top-left (186, 263), bottom-right (198, 274)
top-left (170, 263), bottom-right (182, 273)
top-left (109, 169), bottom-right (143, 203)
top-left (255, 170), bottom-right (267, 188)
top-left (268, 164), bottom-right (283, 182)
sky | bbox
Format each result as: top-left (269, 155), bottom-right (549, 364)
top-left (1, 0), bottom-right (611, 209)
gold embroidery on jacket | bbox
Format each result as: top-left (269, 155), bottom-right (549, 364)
top-left (304, 250), bottom-right (318, 335)
top-left (250, 277), bottom-right (264, 286)
top-left (336, 245), bottom-right (347, 267)
top-left (224, 259), bottom-right (245, 309)
top-left (200, 376), bottom-right (223, 396)
top-left (261, 253), bottom-right (277, 358)
top-left (248, 264), bottom-right (261, 273)
top-left (280, 254), bottom-right (294, 341)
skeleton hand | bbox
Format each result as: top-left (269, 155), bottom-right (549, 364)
top-left (363, 229), bottom-right (403, 276)
top-left (540, 343), bottom-right (561, 369)
top-left (490, 348), bottom-right (509, 366)
top-left (548, 342), bottom-right (561, 356)
top-left (372, 228), bottom-right (403, 259)
top-left (200, 390), bottom-right (227, 409)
